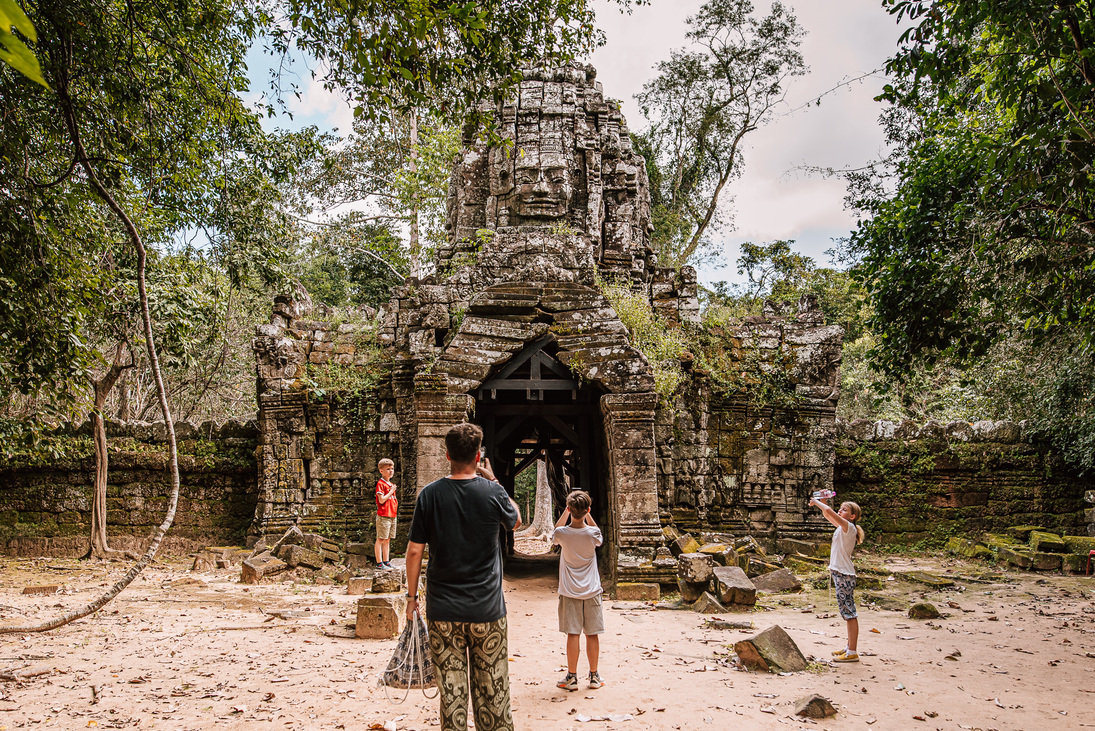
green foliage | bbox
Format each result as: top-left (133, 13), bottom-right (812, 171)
top-left (0, 0), bottom-right (46, 87)
top-left (273, 0), bottom-right (640, 124)
top-left (635, 0), bottom-right (806, 268)
top-left (598, 276), bottom-right (687, 403)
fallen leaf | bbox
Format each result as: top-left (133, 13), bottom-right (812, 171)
top-left (869, 628), bottom-right (881, 634)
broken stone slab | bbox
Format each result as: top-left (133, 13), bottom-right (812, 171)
top-left (712, 566), bottom-right (757, 606)
top-left (347, 576), bottom-right (373, 595)
top-left (908, 602), bottom-right (940, 619)
top-left (895, 571), bottom-right (955, 588)
top-left (703, 617), bottom-right (755, 630)
top-left (677, 578), bottom-right (709, 603)
top-left (698, 543), bottom-right (736, 566)
top-left (371, 568), bottom-right (404, 593)
top-left (794, 694), bottom-right (836, 719)
top-left (191, 551), bottom-right (217, 572)
top-left (277, 544), bottom-right (325, 570)
top-left (677, 552), bottom-right (715, 583)
top-left (317, 564), bottom-right (351, 583)
top-left (670, 533), bottom-right (701, 557)
top-left (733, 625), bottom-right (807, 673)
top-left (691, 591), bottom-right (727, 614)
top-left (241, 553), bottom-right (288, 584)
top-left (356, 595), bottom-right (406, 639)
top-left (1062, 535), bottom-right (1095, 553)
top-left (777, 538), bottom-right (822, 557)
top-left (751, 568), bottom-right (802, 594)
top-left (21, 585), bottom-right (58, 596)
top-left (615, 582), bottom-right (659, 601)
top-left (652, 546), bottom-right (676, 569)
top-left (784, 554), bottom-right (827, 574)
top-left (346, 554), bottom-right (372, 570)
top-left (610, 601), bottom-right (654, 611)
top-left (1028, 530), bottom-right (1067, 554)
top-left (662, 524), bottom-right (681, 544)
top-left (1006, 525), bottom-right (1045, 542)
top-left (345, 542), bottom-right (371, 555)
top-left (746, 556), bottom-right (782, 578)
top-left (945, 537), bottom-right (994, 560)
top-left (302, 533), bottom-right (326, 550)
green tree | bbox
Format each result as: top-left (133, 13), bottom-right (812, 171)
top-left (0, 0), bottom-right (46, 87)
top-left (635, 0), bottom-right (806, 268)
top-left (0, 0), bottom-right (305, 632)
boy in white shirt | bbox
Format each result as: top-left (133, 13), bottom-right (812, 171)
top-left (551, 490), bottom-right (604, 691)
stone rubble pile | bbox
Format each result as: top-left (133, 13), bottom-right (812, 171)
top-left (947, 524), bottom-right (1095, 574)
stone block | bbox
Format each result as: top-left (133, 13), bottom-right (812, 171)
top-left (895, 571), bottom-right (955, 588)
top-left (946, 537), bottom-right (993, 560)
top-left (240, 553), bottom-right (288, 584)
top-left (302, 533), bottom-right (325, 550)
top-left (662, 524), bottom-right (681, 544)
top-left (318, 564), bottom-right (351, 583)
top-left (733, 625), bottom-right (807, 673)
top-left (670, 533), bottom-right (701, 557)
top-left (372, 568), bottom-right (404, 593)
top-left (691, 592), bottom-right (727, 614)
top-left (794, 694), bottom-right (836, 719)
top-left (1061, 554), bottom-right (1086, 574)
top-left (698, 543), bottom-right (736, 566)
top-left (347, 576), bottom-right (373, 595)
top-left (777, 538), bottom-right (821, 557)
top-left (1031, 552), bottom-right (1062, 571)
top-left (278, 544), bottom-right (325, 570)
top-left (652, 547), bottom-right (676, 569)
top-left (1006, 525), bottom-right (1044, 541)
top-left (677, 578), bottom-right (709, 603)
top-left (347, 554), bottom-right (372, 570)
top-left (999, 547), bottom-right (1034, 569)
top-left (677, 553), bottom-right (715, 583)
top-left (345, 542), bottom-right (371, 556)
top-left (908, 602), bottom-right (940, 620)
top-left (1028, 530), bottom-right (1067, 554)
top-left (615, 582), bottom-right (659, 601)
top-left (1062, 535), bottom-right (1095, 553)
top-left (713, 566), bottom-right (756, 606)
top-left (356, 595), bottom-right (406, 639)
top-left (746, 556), bottom-right (781, 578)
top-left (752, 568), bottom-right (802, 594)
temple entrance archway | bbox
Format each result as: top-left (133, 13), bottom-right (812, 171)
top-left (474, 335), bottom-right (608, 555)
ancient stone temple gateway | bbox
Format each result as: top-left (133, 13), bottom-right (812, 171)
top-left (250, 64), bottom-right (845, 584)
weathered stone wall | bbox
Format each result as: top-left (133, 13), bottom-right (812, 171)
top-left (251, 298), bottom-right (405, 545)
top-left (0, 419), bottom-right (257, 556)
top-left (834, 419), bottom-right (1091, 544)
top-left (656, 299), bottom-right (845, 545)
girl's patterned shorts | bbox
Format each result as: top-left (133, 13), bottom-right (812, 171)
top-left (831, 570), bottom-right (857, 619)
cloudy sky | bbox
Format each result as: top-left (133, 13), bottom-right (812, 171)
top-left (262, 1), bottom-right (906, 286)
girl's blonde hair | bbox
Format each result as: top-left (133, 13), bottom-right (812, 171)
top-left (841, 501), bottom-right (865, 545)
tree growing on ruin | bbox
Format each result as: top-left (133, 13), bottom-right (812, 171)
top-left (635, 0), bottom-right (806, 269)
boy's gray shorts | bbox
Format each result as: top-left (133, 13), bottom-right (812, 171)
top-left (558, 594), bottom-right (604, 635)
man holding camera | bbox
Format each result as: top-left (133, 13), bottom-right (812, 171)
top-left (405, 422), bottom-right (522, 731)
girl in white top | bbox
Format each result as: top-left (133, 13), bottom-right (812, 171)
top-left (810, 496), bottom-right (865, 663)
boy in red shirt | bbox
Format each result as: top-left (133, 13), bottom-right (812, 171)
top-left (374, 458), bottom-right (397, 569)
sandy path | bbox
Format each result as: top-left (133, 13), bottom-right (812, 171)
top-left (0, 552), bottom-right (1091, 730)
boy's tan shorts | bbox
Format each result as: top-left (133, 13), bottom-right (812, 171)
top-left (376, 515), bottom-right (397, 540)
top-left (558, 594), bottom-right (604, 635)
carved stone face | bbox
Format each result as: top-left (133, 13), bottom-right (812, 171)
top-left (512, 155), bottom-right (572, 219)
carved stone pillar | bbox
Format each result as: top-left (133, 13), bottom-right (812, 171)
top-left (414, 372), bottom-right (474, 492)
top-left (601, 392), bottom-right (663, 582)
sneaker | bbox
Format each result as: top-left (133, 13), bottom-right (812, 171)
top-left (588, 671), bottom-right (604, 689)
top-left (557, 672), bottom-right (579, 691)
top-left (833, 651), bottom-right (859, 663)
top-left (831, 648), bottom-right (849, 657)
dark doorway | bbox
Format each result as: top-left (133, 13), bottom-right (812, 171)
top-left (474, 335), bottom-right (605, 555)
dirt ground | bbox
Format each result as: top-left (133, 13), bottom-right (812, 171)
top-left (0, 549), bottom-right (1092, 731)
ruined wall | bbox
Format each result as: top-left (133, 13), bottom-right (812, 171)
top-left (251, 297), bottom-right (406, 545)
top-left (655, 299), bottom-right (845, 543)
top-left (0, 419), bottom-right (257, 556)
top-left (834, 419), bottom-right (1091, 544)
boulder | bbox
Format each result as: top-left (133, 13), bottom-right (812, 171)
top-left (677, 578), bottom-right (709, 603)
top-left (752, 568), bottom-right (802, 594)
top-left (615, 583), bottom-right (659, 601)
top-left (733, 625), bottom-right (807, 673)
top-left (691, 592), bottom-right (727, 614)
top-left (240, 553), bottom-right (288, 584)
top-left (908, 602), bottom-right (940, 620)
top-left (712, 566), bottom-right (757, 606)
top-left (794, 694), bottom-right (837, 719)
top-left (677, 553), bottom-right (715, 583)
top-left (356, 595), bottom-right (406, 639)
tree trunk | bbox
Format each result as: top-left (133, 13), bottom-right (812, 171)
top-left (516, 461), bottom-right (554, 540)
top-left (408, 109), bottom-right (420, 278)
top-left (86, 343), bottom-right (134, 561)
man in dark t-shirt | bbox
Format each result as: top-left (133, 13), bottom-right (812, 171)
top-left (405, 423), bottom-right (521, 731)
